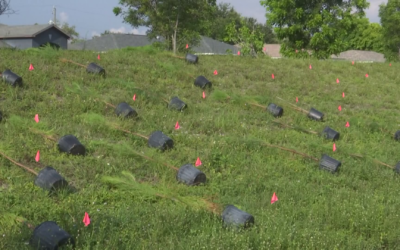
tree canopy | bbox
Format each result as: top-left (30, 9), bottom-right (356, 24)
top-left (260, 0), bottom-right (370, 59)
top-left (379, 0), bottom-right (400, 60)
top-left (113, 0), bottom-right (216, 53)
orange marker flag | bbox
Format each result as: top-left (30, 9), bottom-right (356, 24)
top-left (195, 157), bottom-right (202, 167)
top-left (202, 91), bottom-right (205, 99)
top-left (185, 44), bottom-right (188, 49)
top-left (336, 78), bottom-right (339, 83)
top-left (271, 74), bottom-right (274, 79)
top-left (345, 121), bottom-right (350, 127)
top-left (271, 192), bottom-right (278, 204)
top-left (97, 54), bottom-right (100, 60)
top-left (175, 121), bottom-right (180, 130)
top-left (309, 64), bottom-right (312, 69)
top-left (342, 92), bottom-right (345, 98)
top-left (338, 105), bottom-right (341, 111)
top-left (333, 143), bottom-right (336, 152)
top-left (83, 212), bottom-right (90, 227)
top-left (352, 61), bottom-right (354, 65)
top-left (213, 70), bottom-right (218, 75)
top-left (237, 51), bottom-right (240, 55)
top-left (35, 151), bottom-right (40, 162)
top-left (133, 94), bottom-right (136, 101)
top-left (29, 64), bottom-right (34, 71)
top-left (34, 114), bottom-right (39, 123)
top-left (365, 73), bottom-right (369, 78)
top-left (296, 97), bottom-right (298, 103)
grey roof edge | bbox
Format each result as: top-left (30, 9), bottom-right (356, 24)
top-left (0, 24), bottom-right (71, 39)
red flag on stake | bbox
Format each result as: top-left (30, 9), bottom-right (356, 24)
top-left (133, 94), bottom-right (136, 101)
top-left (83, 212), bottom-right (90, 227)
top-left (338, 105), bottom-right (341, 111)
top-left (237, 51), bottom-right (240, 55)
top-left (345, 121), bottom-right (350, 127)
top-left (271, 192), bottom-right (278, 204)
top-left (35, 151), bottom-right (40, 162)
top-left (202, 91), bottom-right (205, 99)
top-left (213, 70), bottom-right (218, 75)
top-left (195, 157), bottom-right (202, 167)
top-left (365, 73), bottom-right (368, 78)
top-left (336, 78), bottom-right (339, 83)
top-left (175, 121), bottom-right (180, 130)
top-left (97, 54), bottom-right (100, 60)
top-left (296, 97), bottom-right (298, 103)
top-left (333, 143), bottom-right (336, 152)
top-left (263, 47), bottom-right (266, 52)
top-left (342, 92), bottom-right (345, 98)
top-left (309, 64), bottom-right (312, 69)
top-left (34, 114), bottom-right (39, 123)
top-left (185, 44), bottom-right (188, 49)
top-left (390, 63), bottom-right (392, 66)
top-left (29, 64), bottom-right (34, 71)
top-left (271, 74), bottom-right (274, 79)
top-left (352, 61), bottom-right (354, 65)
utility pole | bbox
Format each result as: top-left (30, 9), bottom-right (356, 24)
top-left (52, 6), bottom-right (56, 25)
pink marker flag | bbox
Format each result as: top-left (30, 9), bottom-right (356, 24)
top-left (34, 114), bottom-right (39, 123)
top-left (195, 157), bottom-right (202, 167)
top-left (83, 212), bottom-right (90, 227)
top-left (175, 121), bottom-right (180, 130)
top-left (133, 94), bottom-right (136, 101)
top-left (35, 151), bottom-right (40, 162)
top-left (202, 91), bottom-right (205, 99)
top-left (271, 192), bottom-right (278, 204)
top-left (29, 64), bottom-right (34, 71)
top-left (333, 143), bottom-right (337, 152)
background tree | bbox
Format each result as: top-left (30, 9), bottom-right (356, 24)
top-left (379, 0), bottom-right (400, 61)
top-left (260, 0), bottom-right (370, 59)
top-left (341, 18), bottom-right (384, 53)
top-left (224, 18), bottom-right (265, 56)
top-left (202, 2), bottom-right (276, 45)
top-left (113, 0), bottom-right (216, 54)
top-left (0, 0), bottom-right (16, 15)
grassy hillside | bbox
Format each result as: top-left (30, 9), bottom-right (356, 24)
top-left (1, 45), bottom-right (400, 249)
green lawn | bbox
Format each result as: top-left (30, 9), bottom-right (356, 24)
top-left (1, 45), bottom-right (400, 249)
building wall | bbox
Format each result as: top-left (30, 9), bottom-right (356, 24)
top-left (32, 28), bottom-right (68, 49)
top-left (2, 38), bottom-right (32, 49)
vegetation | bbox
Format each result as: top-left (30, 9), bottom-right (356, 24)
top-left (379, 0), bottom-right (400, 60)
top-left (1, 45), bottom-right (400, 249)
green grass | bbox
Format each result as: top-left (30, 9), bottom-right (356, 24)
top-left (1, 45), bottom-right (400, 249)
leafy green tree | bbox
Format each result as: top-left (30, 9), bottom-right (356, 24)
top-left (224, 18), bottom-right (265, 56)
top-left (113, 0), bottom-right (216, 54)
top-left (260, 0), bottom-right (370, 59)
top-left (379, 0), bottom-right (400, 60)
top-left (203, 3), bottom-right (276, 45)
top-left (342, 18), bottom-right (384, 53)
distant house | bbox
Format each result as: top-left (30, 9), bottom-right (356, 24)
top-left (68, 33), bottom-right (240, 55)
top-left (0, 24), bottom-right (71, 49)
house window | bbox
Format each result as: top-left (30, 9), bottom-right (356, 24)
top-left (49, 34), bottom-right (52, 40)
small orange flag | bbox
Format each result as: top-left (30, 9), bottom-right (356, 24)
top-left (133, 94), bottom-right (136, 101)
top-left (202, 91), bottom-right (205, 99)
top-left (333, 143), bottom-right (336, 152)
top-left (175, 121), bottom-right (180, 130)
top-left (34, 114), bottom-right (39, 123)
top-left (97, 54), bottom-right (100, 60)
top-left (83, 212), bottom-right (90, 227)
top-left (29, 64), bottom-right (34, 71)
top-left (35, 151), bottom-right (40, 162)
top-left (338, 105), bottom-right (341, 111)
top-left (213, 70), bottom-right (218, 75)
top-left (345, 121), bottom-right (350, 127)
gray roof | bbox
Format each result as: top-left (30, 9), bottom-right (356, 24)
top-left (330, 50), bottom-right (385, 62)
top-left (69, 33), bottom-right (239, 54)
top-left (0, 24), bottom-right (71, 39)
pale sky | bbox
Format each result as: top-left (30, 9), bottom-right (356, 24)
top-left (0, 0), bottom-right (386, 39)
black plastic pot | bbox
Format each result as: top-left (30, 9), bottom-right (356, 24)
top-left (57, 135), bottom-right (86, 156)
top-left (115, 102), bottom-right (138, 118)
top-left (2, 69), bottom-right (23, 87)
top-left (308, 108), bottom-right (324, 121)
top-left (147, 131), bottom-right (174, 151)
top-left (221, 205), bottom-right (254, 229)
top-left (322, 126), bottom-right (340, 141)
top-left (168, 96), bottom-right (187, 111)
top-left (185, 53), bottom-right (198, 64)
top-left (86, 62), bottom-right (105, 75)
top-left (194, 76), bottom-right (212, 89)
top-left (319, 154), bottom-right (341, 173)
top-left (34, 166), bottom-right (68, 192)
top-left (176, 164), bottom-right (206, 186)
top-left (267, 103), bottom-right (283, 117)
top-left (30, 221), bottom-right (75, 250)
top-left (394, 130), bottom-right (400, 141)
top-left (394, 162), bottom-right (400, 174)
